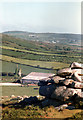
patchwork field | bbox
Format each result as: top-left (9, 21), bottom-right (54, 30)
top-left (2, 45), bottom-right (82, 63)
top-left (2, 61), bottom-right (54, 75)
top-left (1, 55), bottom-right (69, 70)
top-left (1, 33), bottom-right (82, 76)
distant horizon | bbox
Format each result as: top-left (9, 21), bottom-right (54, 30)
top-left (1, 30), bottom-right (81, 35)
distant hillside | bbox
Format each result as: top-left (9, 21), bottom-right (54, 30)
top-left (2, 34), bottom-right (49, 51)
top-left (3, 31), bottom-right (81, 46)
top-left (1, 33), bottom-right (82, 75)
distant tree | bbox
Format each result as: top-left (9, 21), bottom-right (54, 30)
top-left (63, 46), bottom-right (66, 50)
top-left (63, 46), bottom-right (71, 51)
top-left (18, 68), bottom-right (22, 77)
top-left (14, 64), bottom-right (20, 81)
top-left (55, 46), bottom-right (61, 50)
top-left (66, 47), bottom-right (71, 51)
top-left (15, 64), bottom-right (19, 75)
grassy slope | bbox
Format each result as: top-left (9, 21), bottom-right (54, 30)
top-left (1, 55), bottom-right (69, 69)
top-left (2, 46), bottom-right (82, 63)
top-left (1, 33), bottom-right (82, 74)
top-left (2, 86), bottom-right (39, 97)
top-left (2, 61), bottom-right (54, 74)
top-left (1, 45), bottom-right (81, 57)
top-left (2, 34), bottom-right (81, 53)
top-left (2, 34), bottom-right (53, 52)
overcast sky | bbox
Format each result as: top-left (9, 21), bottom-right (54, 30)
top-left (0, 1), bottom-right (81, 33)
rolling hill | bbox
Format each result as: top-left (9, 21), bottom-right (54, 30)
top-left (3, 31), bottom-right (81, 46)
top-left (1, 32), bottom-right (82, 75)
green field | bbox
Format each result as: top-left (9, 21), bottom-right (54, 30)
top-left (1, 55), bottom-right (69, 69)
top-left (2, 61), bottom-right (55, 74)
top-left (2, 86), bottom-right (39, 97)
top-left (2, 46), bottom-right (82, 63)
top-left (1, 33), bottom-right (82, 76)
top-left (2, 45), bottom-right (81, 57)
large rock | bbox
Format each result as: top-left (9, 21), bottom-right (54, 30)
top-left (59, 79), bottom-right (74, 86)
top-left (71, 69), bottom-right (83, 74)
top-left (51, 87), bottom-right (81, 101)
top-left (57, 68), bottom-right (72, 77)
top-left (39, 84), bottom-right (56, 97)
top-left (52, 76), bottom-right (65, 84)
top-left (38, 77), bottom-right (53, 86)
top-left (38, 62), bottom-right (83, 104)
top-left (41, 98), bottom-right (63, 107)
top-left (73, 72), bottom-right (83, 82)
top-left (74, 81), bottom-right (83, 89)
top-left (70, 62), bottom-right (83, 69)
top-left (38, 81), bottom-right (48, 86)
top-left (59, 78), bottom-right (83, 88)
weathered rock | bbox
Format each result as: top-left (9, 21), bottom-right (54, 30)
top-left (51, 86), bottom-right (67, 101)
top-left (23, 95), bottom-right (29, 98)
top-left (55, 104), bottom-right (68, 111)
top-left (72, 81), bottom-right (83, 89)
top-left (78, 92), bottom-right (83, 98)
top-left (39, 82), bottom-right (82, 101)
top-left (51, 87), bottom-right (81, 101)
top-left (60, 79), bottom-right (83, 88)
top-left (41, 99), bottom-right (49, 107)
top-left (10, 95), bottom-right (15, 98)
top-left (59, 79), bottom-right (74, 86)
top-left (17, 96), bottom-right (24, 100)
top-left (72, 69), bottom-right (83, 75)
top-left (38, 77), bottom-right (54, 86)
top-left (57, 68), bottom-right (72, 77)
top-left (70, 62), bottom-right (83, 69)
top-left (41, 98), bottom-right (63, 107)
top-left (52, 76), bottom-right (65, 84)
top-left (38, 81), bottom-right (48, 86)
top-left (39, 62), bottom-right (83, 105)
top-left (39, 84), bottom-right (56, 97)
top-left (73, 72), bottom-right (83, 82)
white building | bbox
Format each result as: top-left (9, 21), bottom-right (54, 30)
top-left (21, 72), bottom-right (55, 84)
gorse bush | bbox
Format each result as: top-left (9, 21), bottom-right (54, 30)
top-left (2, 106), bottom-right (46, 119)
top-left (66, 111), bottom-right (83, 120)
top-left (75, 101), bottom-right (83, 109)
top-left (2, 101), bottom-right (83, 119)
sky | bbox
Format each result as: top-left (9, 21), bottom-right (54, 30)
top-left (0, 0), bottom-right (82, 34)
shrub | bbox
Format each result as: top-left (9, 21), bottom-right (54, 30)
top-left (2, 72), bottom-right (8, 76)
top-left (8, 72), bottom-right (14, 76)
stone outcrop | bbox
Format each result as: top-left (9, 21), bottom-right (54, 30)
top-left (38, 62), bottom-right (83, 106)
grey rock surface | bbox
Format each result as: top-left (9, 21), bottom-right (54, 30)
top-left (55, 104), bottom-right (68, 111)
top-left (70, 62), bottom-right (83, 69)
top-left (57, 68), bottom-right (72, 77)
top-left (52, 76), bottom-right (65, 84)
top-left (51, 87), bottom-right (81, 101)
top-left (38, 62), bottom-right (83, 104)
top-left (39, 84), bottom-right (56, 97)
